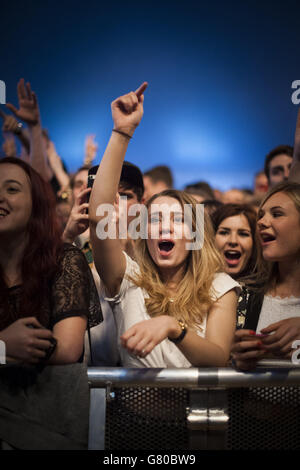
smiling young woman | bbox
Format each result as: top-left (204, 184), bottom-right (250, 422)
top-left (0, 157), bottom-right (102, 449)
top-left (231, 181), bottom-right (300, 370)
top-left (89, 83), bottom-right (241, 368)
top-left (212, 204), bottom-right (258, 280)
top-left (0, 158), bottom-right (101, 363)
top-left (211, 204), bottom-right (263, 331)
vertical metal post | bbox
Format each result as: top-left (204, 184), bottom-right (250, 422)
top-left (187, 389), bottom-right (209, 449)
top-left (88, 388), bottom-right (107, 450)
top-left (207, 388), bottom-right (229, 450)
top-left (187, 388), bottom-right (229, 450)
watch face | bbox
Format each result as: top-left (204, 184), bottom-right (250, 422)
top-left (168, 320), bottom-right (187, 344)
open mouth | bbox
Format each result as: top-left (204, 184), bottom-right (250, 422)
top-left (158, 240), bottom-right (175, 256)
top-left (260, 233), bottom-right (276, 244)
top-left (0, 208), bottom-right (9, 218)
top-left (224, 250), bottom-right (241, 267)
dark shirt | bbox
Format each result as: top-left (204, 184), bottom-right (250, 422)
top-left (0, 243), bottom-right (102, 332)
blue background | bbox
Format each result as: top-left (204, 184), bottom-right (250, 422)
top-left (1, 0), bottom-right (300, 190)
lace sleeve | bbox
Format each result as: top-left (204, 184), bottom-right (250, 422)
top-left (49, 244), bottom-right (102, 329)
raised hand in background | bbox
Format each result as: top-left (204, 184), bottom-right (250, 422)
top-left (46, 140), bottom-right (70, 193)
top-left (0, 108), bottom-right (30, 154)
top-left (83, 134), bottom-right (98, 167)
top-left (1, 131), bottom-right (17, 157)
top-left (6, 78), bottom-right (40, 126)
top-left (4, 79), bottom-right (52, 181)
top-left (62, 187), bottom-right (91, 244)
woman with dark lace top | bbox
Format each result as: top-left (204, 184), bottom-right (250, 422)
top-left (0, 157), bottom-right (102, 449)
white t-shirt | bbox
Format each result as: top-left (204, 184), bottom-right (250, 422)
top-left (84, 265), bottom-right (121, 366)
top-left (101, 252), bottom-right (241, 368)
top-left (256, 295), bottom-right (300, 333)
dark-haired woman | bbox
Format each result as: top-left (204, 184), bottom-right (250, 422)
top-left (0, 157), bottom-right (101, 449)
top-left (212, 204), bottom-right (258, 281)
top-left (212, 203), bottom-right (259, 329)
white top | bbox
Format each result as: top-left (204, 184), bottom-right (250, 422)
top-left (84, 266), bottom-right (121, 366)
top-left (101, 252), bottom-right (241, 368)
top-left (256, 295), bottom-right (300, 333)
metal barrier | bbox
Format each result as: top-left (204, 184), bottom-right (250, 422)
top-left (88, 360), bottom-right (300, 450)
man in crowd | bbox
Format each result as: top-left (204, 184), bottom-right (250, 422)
top-left (264, 145), bottom-right (293, 187)
top-left (143, 165), bottom-right (173, 202)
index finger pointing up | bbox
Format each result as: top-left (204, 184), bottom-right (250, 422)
top-left (135, 81), bottom-right (148, 98)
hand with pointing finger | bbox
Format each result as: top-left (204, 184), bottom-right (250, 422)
top-left (111, 82), bottom-right (148, 137)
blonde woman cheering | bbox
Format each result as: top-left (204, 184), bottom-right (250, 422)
top-left (89, 83), bottom-right (240, 368)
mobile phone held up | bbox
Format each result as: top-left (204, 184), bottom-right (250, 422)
top-left (86, 165), bottom-right (99, 212)
top-left (87, 165), bottom-right (99, 201)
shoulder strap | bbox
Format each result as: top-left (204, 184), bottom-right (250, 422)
top-left (87, 317), bottom-right (94, 366)
top-left (244, 290), bottom-right (265, 331)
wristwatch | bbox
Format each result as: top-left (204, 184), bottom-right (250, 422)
top-left (168, 320), bottom-right (188, 344)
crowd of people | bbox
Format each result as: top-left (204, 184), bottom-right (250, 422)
top-left (0, 78), bottom-right (300, 449)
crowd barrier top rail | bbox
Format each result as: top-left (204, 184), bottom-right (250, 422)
top-left (87, 360), bottom-right (300, 389)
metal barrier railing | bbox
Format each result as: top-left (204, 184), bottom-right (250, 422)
top-left (87, 360), bottom-right (300, 451)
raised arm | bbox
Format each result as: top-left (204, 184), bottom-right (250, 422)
top-left (89, 82), bottom-right (147, 296)
top-left (83, 134), bottom-right (98, 167)
top-left (6, 79), bottom-right (53, 181)
top-left (1, 130), bottom-right (17, 157)
top-left (289, 108), bottom-right (300, 183)
top-left (46, 140), bottom-right (70, 191)
top-left (0, 109), bottom-right (30, 154)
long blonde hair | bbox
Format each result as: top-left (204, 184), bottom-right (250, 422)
top-left (130, 189), bottom-right (224, 329)
top-left (254, 181), bottom-right (300, 293)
